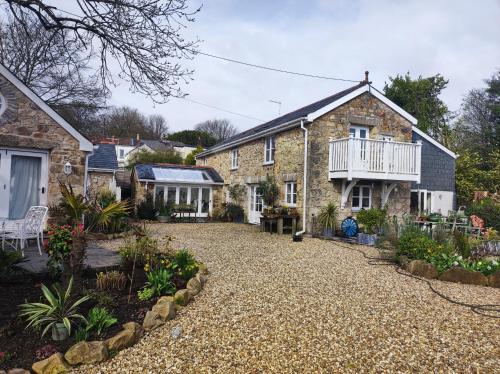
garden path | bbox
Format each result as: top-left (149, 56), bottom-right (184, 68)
top-left (76, 223), bottom-right (500, 373)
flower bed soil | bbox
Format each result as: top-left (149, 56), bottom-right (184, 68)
top-left (0, 269), bottom-right (155, 371)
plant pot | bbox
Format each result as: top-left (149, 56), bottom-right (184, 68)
top-left (157, 215), bottom-right (170, 223)
top-left (358, 233), bottom-right (377, 246)
top-left (52, 322), bottom-right (69, 341)
top-left (323, 228), bottom-right (334, 237)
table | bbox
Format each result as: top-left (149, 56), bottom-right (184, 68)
top-left (260, 215), bottom-right (298, 235)
top-left (0, 219), bottom-right (23, 250)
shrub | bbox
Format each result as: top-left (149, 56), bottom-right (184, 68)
top-left (317, 202), bottom-right (338, 231)
top-left (0, 249), bottom-right (25, 279)
top-left (138, 267), bottom-right (176, 301)
top-left (356, 208), bottom-right (386, 235)
top-left (85, 307), bottom-right (117, 337)
top-left (397, 225), bottom-right (452, 260)
top-left (19, 277), bottom-right (89, 339)
top-left (171, 249), bottom-right (199, 281)
top-left (228, 184), bottom-right (246, 205)
top-left (226, 203), bottom-right (244, 222)
top-left (96, 271), bottom-right (127, 291)
top-left (137, 193), bottom-right (157, 220)
top-left (257, 176), bottom-right (280, 207)
top-left (465, 198), bottom-right (500, 231)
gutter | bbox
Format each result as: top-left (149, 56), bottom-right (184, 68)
top-left (296, 119), bottom-right (308, 236)
top-left (197, 117), bottom-right (307, 158)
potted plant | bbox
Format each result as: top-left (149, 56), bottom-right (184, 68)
top-left (157, 200), bottom-right (173, 223)
top-left (356, 208), bottom-right (386, 246)
top-left (318, 202), bottom-right (338, 237)
top-left (19, 277), bottom-right (89, 341)
top-left (257, 176), bottom-right (280, 209)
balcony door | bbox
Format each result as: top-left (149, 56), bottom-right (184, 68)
top-left (349, 125), bottom-right (369, 169)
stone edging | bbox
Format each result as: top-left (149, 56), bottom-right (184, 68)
top-left (404, 259), bottom-right (499, 288)
top-left (28, 264), bottom-right (209, 374)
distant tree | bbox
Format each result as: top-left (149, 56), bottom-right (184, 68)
top-left (147, 114), bottom-right (169, 139)
top-left (384, 73), bottom-right (450, 143)
top-left (0, 12), bottom-right (106, 107)
top-left (184, 146), bottom-right (204, 165)
top-left (3, 0), bottom-right (200, 102)
top-left (195, 119), bottom-right (238, 142)
top-left (56, 101), bottom-right (106, 139)
top-left (102, 106), bottom-right (149, 139)
top-left (127, 149), bottom-right (183, 169)
top-left (166, 130), bottom-right (217, 147)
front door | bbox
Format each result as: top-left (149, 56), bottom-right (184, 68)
top-left (0, 149), bottom-right (48, 219)
top-left (248, 185), bottom-right (262, 224)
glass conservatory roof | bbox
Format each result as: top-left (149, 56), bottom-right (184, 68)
top-left (152, 167), bottom-right (211, 183)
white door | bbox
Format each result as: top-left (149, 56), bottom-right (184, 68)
top-left (0, 148), bottom-right (48, 219)
top-left (349, 126), bottom-right (369, 169)
top-left (248, 185), bottom-right (262, 224)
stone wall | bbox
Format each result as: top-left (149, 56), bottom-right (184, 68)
top-left (0, 75), bottom-right (87, 206)
top-left (88, 171), bottom-right (114, 195)
top-left (199, 127), bottom-right (305, 223)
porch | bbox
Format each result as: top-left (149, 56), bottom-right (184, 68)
top-left (328, 137), bottom-right (422, 182)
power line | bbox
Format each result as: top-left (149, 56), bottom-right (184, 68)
top-left (193, 50), bottom-right (360, 83)
top-left (178, 97), bottom-right (265, 122)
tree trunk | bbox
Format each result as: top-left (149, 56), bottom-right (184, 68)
top-left (61, 233), bottom-right (86, 292)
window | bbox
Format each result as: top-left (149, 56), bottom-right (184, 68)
top-left (264, 136), bottom-right (275, 164)
top-left (352, 186), bottom-right (371, 210)
top-left (380, 135), bottom-right (393, 141)
top-left (285, 182), bottom-right (297, 206)
top-left (231, 149), bottom-right (238, 169)
top-left (0, 93), bottom-right (5, 116)
top-left (119, 149), bottom-right (125, 159)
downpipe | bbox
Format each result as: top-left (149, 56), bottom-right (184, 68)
top-left (295, 119), bottom-right (308, 238)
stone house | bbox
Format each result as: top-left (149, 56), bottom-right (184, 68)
top-left (196, 77), bottom-right (456, 233)
top-left (0, 63), bottom-right (93, 219)
top-left (87, 144), bottom-right (121, 200)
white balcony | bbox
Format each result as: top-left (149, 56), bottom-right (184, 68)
top-left (329, 137), bottom-right (421, 182)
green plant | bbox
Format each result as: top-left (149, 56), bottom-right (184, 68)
top-left (127, 149), bottom-right (183, 169)
top-left (225, 203), bottom-right (244, 222)
top-left (85, 307), bottom-right (117, 337)
top-left (452, 230), bottom-right (473, 258)
top-left (138, 267), bottom-right (176, 300)
top-left (257, 176), bottom-right (280, 207)
top-left (228, 184), bottom-right (246, 205)
top-left (317, 202), bottom-right (338, 231)
top-left (137, 193), bottom-right (157, 220)
top-left (465, 198), bottom-right (500, 231)
top-left (85, 290), bottom-right (116, 309)
top-left (356, 208), bottom-right (386, 235)
top-left (0, 249), bottom-right (25, 278)
top-left (96, 271), bottom-right (127, 291)
top-left (19, 277), bottom-right (89, 339)
top-left (45, 224), bottom-right (73, 276)
top-left (396, 225), bottom-right (452, 260)
top-left (171, 249), bottom-right (199, 281)
top-left (75, 327), bottom-right (89, 342)
top-left (157, 199), bottom-right (174, 217)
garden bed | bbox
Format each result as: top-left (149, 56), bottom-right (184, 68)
top-left (0, 269), bottom-right (154, 371)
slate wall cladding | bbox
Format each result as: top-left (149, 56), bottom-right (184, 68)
top-left (201, 92), bottom-right (414, 229)
top-left (411, 132), bottom-right (455, 191)
top-left (0, 75), bottom-right (87, 205)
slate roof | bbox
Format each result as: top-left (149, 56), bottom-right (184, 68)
top-left (135, 163), bottom-right (224, 183)
top-left (199, 81), bottom-right (367, 156)
top-left (88, 144), bottom-right (118, 170)
top-left (138, 139), bottom-right (174, 151)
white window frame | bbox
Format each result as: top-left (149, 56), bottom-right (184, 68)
top-left (411, 189), bottom-right (432, 213)
top-left (119, 148), bottom-right (125, 159)
top-left (351, 185), bottom-right (372, 211)
top-left (0, 93), bottom-right (6, 117)
top-left (285, 182), bottom-right (297, 206)
top-left (154, 184), bottom-right (213, 217)
top-left (264, 136), bottom-right (275, 165)
top-left (380, 134), bottom-right (393, 141)
top-left (230, 148), bottom-right (238, 170)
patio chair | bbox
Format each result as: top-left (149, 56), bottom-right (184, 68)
top-left (2, 206), bottom-right (48, 256)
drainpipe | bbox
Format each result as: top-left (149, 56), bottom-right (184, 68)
top-left (296, 119), bottom-right (308, 236)
top-left (83, 151), bottom-right (91, 198)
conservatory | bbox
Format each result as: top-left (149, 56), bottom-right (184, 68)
top-left (133, 164), bottom-right (224, 217)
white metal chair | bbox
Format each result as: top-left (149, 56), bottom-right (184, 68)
top-left (2, 206), bottom-right (48, 256)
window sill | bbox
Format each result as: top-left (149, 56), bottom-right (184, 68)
top-left (230, 167), bottom-right (239, 171)
top-left (263, 161), bottom-right (274, 166)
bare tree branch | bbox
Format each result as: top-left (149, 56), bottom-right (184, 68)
top-left (195, 118), bottom-right (238, 142)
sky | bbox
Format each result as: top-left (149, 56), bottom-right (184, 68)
top-left (8, 0), bottom-right (500, 133)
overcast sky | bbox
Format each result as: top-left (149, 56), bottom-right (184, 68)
top-left (15, 1), bottom-right (500, 133)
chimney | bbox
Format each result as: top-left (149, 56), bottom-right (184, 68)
top-left (364, 71), bottom-right (369, 83)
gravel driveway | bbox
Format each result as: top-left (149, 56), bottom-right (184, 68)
top-left (76, 223), bottom-right (500, 373)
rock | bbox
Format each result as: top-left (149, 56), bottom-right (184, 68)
top-left (186, 277), bottom-right (202, 297)
top-left (174, 289), bottom-right (191, 306)
top-left (399, 255), bottom-right (410, 269)
top-left (106, 323), bottom-right (143, 351)
top-left (171, 325), bottom-right (182, 340)
top-left (152, 300), bottom-right (176, 321)
top-left (8, 370), bottom-right (30, 374)
top-left (197, 263), bottom-right (208, 275)
top-left (407, 260), bottom-right (438, 279)
top-left (32, 353), bottom-right (71, 374)
top-left (142, 310), bottom-right (164, 331)
top-left (195, 272), bottom-right (207, 285)
top-left (64, 340), bottom-right (108, 365)
top-left (487, 271), bottom-right (500, 288)
top-left (439, 267), bottom-right (489, 286)
top-left (158, 296), bottom-right (175, 304)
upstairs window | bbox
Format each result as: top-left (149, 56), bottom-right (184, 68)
top-left (285, 182), bottom-right (297, 206)
top-left (231, 149), bottom-right (238, 169)
top-left (264, 136), bottom-right (275, 164)
top-left (352, 186), bottom-right (372, 211)
top-left (119, 149), bottom-right (125, 159)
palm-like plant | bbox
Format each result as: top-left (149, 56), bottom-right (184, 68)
top-left (318, 202), bottom-right (339, 231)
top-left (19, 277), bottom-right (89, 340)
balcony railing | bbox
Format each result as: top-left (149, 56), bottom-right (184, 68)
top-left (329, 137), bottom-right (421, 182)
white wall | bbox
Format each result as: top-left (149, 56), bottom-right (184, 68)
top-left (431, 191), bottom-right (455, 216)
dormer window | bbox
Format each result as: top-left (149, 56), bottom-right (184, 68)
top-left (231, 148), bottom-right (238, 170)
top-left (264, 136), bottom-right (275, 164)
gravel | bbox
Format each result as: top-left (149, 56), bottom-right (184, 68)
top-left (75, 223), bottom-right (500, 373)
